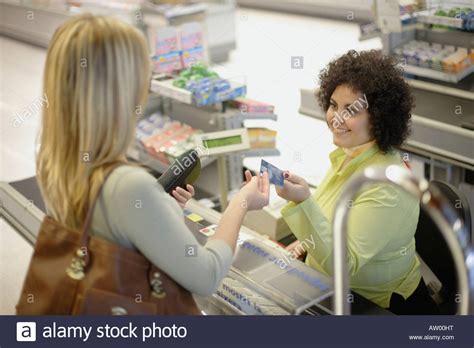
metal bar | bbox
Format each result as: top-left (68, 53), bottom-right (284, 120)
top-left (217, 155), bottom-right (228, 212)
top-left (333, 165), bottom-right (473, 315)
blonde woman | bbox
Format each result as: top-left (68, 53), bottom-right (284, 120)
top-left (36, 14), bottom-right (269, 299)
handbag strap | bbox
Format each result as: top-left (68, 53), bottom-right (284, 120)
top-left (79, 162), bottom-right (125, 261)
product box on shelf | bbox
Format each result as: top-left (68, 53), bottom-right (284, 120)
top-left (424, 7), bottom-right (474, 31)
top-left (150, 22), bottom-right (206, 74)
top-left (180, 22), bottom-right (205, 68)
top-left (247, 128), bottom-right (277, 149)
top-left (152, 27), bottom-right (182, 73)
top-left (442, 48), bottom-right (471, 73)
top-left (151, 63), bottom-right (247, 106)
top-left (394, 40), bottom-right (472, 75)
top-left (136, 113), bottom-right (199, 164)
top-left (229, 97), bottom-right (275, 114)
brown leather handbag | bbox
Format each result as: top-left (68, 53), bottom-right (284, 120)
top-left (16, 165), bottom-right (201, 315)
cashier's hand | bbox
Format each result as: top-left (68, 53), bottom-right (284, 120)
top-left (285, 240), bottom-right (307, 260)
top-left (172, 184), bottom-right (195, 208)
top-left (275, 171), bottom-right (310, 204)
top-left (236, 170), bottom-right (270, 211)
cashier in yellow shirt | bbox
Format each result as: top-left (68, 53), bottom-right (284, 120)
top-left (276, 50), bottom-right (438, 314)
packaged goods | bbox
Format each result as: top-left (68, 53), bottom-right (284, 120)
top-left (229, 97), bottom-right (275, 114)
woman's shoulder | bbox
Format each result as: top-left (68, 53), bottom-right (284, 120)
top-left (109, 164), bottom-right (153, 179)
top-left (104, 164), bottom-right (164, 197)
top-left (100, 163), bottom-right (182, 217)
top-left (369, 148), bottom-right (404, 167)
top-left (360, 149), bottom-right (419, 207)
top-left (109, 163), bottom-right (154, 181)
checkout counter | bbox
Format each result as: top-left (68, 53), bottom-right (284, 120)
top-left (0, 175), bottom-right (391, 316)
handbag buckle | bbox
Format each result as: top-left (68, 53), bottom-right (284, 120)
top-left (151, 272), bottom-right (166, 299)
top-left (111, 306), bottom-right (128, 315)
top-left (66, 249), bottom-right (86, 280)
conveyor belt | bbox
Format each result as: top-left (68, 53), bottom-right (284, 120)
top-left (0, 176), bottom-right (391, 315)
top-left (10, 177), bottom-right (46, 213)
top-left (0, 178), bottom-right (44, 245)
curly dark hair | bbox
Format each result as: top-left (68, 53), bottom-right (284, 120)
top-left (317, 49), bottom-right (414, 153)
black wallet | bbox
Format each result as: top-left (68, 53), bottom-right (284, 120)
top-left (157, 149), bottom-right (201, 193)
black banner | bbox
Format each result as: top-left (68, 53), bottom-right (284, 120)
top-left (2, 315), bottom-right (473, 347)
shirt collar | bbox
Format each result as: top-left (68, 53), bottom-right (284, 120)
top-left (329, 142), bottom-right (379, 176)
top-left (342, 140), bottom-right (377, 158)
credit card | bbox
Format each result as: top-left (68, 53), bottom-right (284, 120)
top-left (260, 159), bottom-right (284, 187)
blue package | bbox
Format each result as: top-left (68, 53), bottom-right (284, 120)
top-left (212, 79), bottom-right (231, 93)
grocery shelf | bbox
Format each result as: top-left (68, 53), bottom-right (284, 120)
top-left (150, 79), bottom-right (193, 104)
top-left (417, 13), bottom-right (464, 29)
top-left (404, 64), bottom-right (474, 83)
top-left (150, 78), bottom-right (246, 106)
top-left (408, 79), bottom-right (474, 100)
top-left (243, 148), bottom-right (280, 157)
top-left (143, 1), bottom-right (206, 18)
top-left (231, 111), bottom-right (278, 121)
top-left (127, 143), bottom-right (216, 174)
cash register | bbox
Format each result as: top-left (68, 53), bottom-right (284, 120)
top-left (0, 175), bottom-right (390, 315)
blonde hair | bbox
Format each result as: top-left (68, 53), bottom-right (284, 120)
top-left (37, 14), bottom-right (150, 229)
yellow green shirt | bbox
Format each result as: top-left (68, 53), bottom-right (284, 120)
top-left (281, 144), bottom-right (421, 308)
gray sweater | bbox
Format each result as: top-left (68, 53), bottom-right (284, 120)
top-left (90, 165), bottom-right (233, 296)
